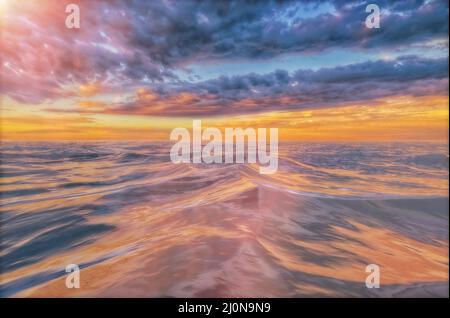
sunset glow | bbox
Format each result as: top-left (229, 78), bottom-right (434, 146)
top-left (0, 0), bottom-right (448, 300)
top-left (1, 1), bottom-right (448, 142)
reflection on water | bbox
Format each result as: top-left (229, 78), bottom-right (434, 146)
top-left (0, 142), bottom-right (448, 297)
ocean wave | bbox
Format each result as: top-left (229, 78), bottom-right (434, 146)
top-left (0, 142), bottom-right (448, 297)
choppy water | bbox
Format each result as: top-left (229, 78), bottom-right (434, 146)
top-left (0, 142), bottom-right (448, 297)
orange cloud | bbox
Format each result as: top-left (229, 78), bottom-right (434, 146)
top-left (78, 101), bottom-right (107, 108)
top-left (136, 88), bottom-right (158, 102)
top-left (79, 83), bottom-right (103, 97)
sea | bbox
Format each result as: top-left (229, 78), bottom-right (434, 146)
top-left (0, 141), bottom-right (448, 297)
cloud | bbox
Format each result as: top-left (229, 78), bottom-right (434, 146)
top-left (47, 55), bottom-right (447, 117)
top-left (125, 0), bottom-right (449, 62)
top-left (1, 0), bottom-right (448, 105)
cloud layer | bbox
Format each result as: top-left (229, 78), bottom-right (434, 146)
top-left (1, 0), bottom-right (448, 116)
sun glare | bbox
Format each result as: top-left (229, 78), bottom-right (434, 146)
top-left (0, 0), bottom-right (9, 14)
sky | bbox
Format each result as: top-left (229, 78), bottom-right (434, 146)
top-left (0, 0), bottom-right (448, 141)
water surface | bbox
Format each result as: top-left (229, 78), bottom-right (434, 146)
top-left (0, 142), bottom-right (448, 297)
